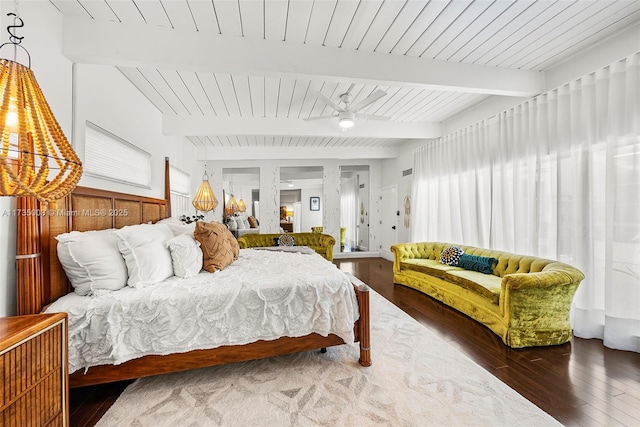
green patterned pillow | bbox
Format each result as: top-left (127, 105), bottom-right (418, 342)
top-left (440, 246), bottom-right (464, 265)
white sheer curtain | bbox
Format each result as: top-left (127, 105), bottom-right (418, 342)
top-left (340, 175), bottom-right (358, 249)
top-left (411, 53), bottom-right (639, 352)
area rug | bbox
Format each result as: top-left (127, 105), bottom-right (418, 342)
top-left (96, 276), bottom-right (560, 427)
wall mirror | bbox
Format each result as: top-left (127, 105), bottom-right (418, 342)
top-left (222, 167), bottom-right (260, 236)
top-left (279, 166), bottom-right (323, 233)
top-left (340, 165), bottom-right (369, 252)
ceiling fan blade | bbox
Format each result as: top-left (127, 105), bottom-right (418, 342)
top-left (303, 115), bottom-right (337, 121)
top-left (354, 113), bottom-right (391, 122)
top-left (350, 89), bottom-right (387, 112)
top-left (314, 91), bottom-right (344, 112)
top-left (346, 83), bottom-right (356, 95)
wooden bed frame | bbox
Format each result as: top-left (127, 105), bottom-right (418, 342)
top-left (15, 161), bottom-right (371, 388)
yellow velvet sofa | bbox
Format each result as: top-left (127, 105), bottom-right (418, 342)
top-left (237, 233), bottom-right (336, 261)
top-left (311, 226), bottom-right (347, 246)
top-left (391, 242), bottom-right (585, 348)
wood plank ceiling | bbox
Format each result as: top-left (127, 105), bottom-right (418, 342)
top-left (51, 0), bottom-right (639, 151)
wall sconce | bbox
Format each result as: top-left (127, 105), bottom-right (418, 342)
top-left (0, 13), bottom-right (82, 203)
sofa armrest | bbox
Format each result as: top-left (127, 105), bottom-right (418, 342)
top-left (390, 244), bottom-right (414, 273)
top-left (500, 268), bottom-right (584, 341)
top-left (501, 269), bottom-right (582, 291)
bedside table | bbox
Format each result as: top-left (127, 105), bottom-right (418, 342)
top-left (0, 313), bottom-right (68, 426)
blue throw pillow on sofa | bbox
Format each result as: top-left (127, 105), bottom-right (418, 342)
top-left (456, 254), bottom-right (498, 274)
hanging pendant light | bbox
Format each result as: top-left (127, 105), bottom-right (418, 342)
top-left (0, 13), bottom-right (82, 204)
top-left (237, 196), bottom-right (246, 213)
top-left (192, 163), bottom-right (218, 213)
top-left (226, 193), bottom-right (238, 214)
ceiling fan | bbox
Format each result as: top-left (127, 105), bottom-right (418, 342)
top-left (305, 84), bottom-right (390, 129)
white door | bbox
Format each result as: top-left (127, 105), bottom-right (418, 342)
top-left (381, 186), bottom-right (398, 261)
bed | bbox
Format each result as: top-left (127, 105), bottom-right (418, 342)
top-left (15, 161), bottom-right (371, 388)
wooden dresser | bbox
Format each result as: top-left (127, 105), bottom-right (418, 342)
top-left (0, 313), bottom-right (68, 426)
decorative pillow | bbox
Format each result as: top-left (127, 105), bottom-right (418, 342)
top-left (116, 223), bottom-right (175, 288)
top-left (456, 254), bottom-right (498, 274)
top-left (235, 216), bottom-right (246, 229)
top-left (277, 234), bottom-right (295, 247)
top-left (226, 217), bottom-right (237, 231)
top-left (157, 217), bottom-right (195, 237)
top-left (193, 221), bottom-right (239, 272)
top-left (56, 229), bottom-right (128, 296)
top-left (440, 246), bottom-right (464, 265)
top-left (166, 234), bottom-right (203, 278)
top-left (247, 216), bottom-right (258, 228)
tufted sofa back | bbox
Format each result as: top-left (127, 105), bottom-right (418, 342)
top-left (391, 242), bottom-right (583, 282)
top-left (237, 233), bottom-right (336, 261)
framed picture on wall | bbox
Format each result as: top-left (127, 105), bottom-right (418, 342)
top-left (310, 196), bottom-right (320, 211)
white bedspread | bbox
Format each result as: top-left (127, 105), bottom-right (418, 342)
top-left (45, 249), bottom-right (359, 374)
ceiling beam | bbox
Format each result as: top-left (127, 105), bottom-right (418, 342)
top-left (163, 116), bottom-right (442, 139)
top-left (200, 146), bottom-right (400, 161)
top-left (62, 17), bottom-right (543, 97)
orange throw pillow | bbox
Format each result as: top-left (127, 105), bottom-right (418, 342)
top-left (247, 215), bottom-right (258, 229)
top-left (193, 221), bottom-right (239, 272)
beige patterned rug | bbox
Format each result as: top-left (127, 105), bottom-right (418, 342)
top-left (96, 277), bottom-right (560, 427)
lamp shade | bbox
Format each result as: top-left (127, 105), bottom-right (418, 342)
top-left (192, 172), bottom-right (218, 213)
top-left (225, 194), bottom-right (239, 216)
top-left (237, 198), bottom-right (246, 213)
top-left (0, 58), bottom-right (82, 203)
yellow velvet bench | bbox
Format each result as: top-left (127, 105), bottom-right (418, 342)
top-left (391, 242), bottom-right (585, 348)
top-left (237, 233), bottom-right (336, 261)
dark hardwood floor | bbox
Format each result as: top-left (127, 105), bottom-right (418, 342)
top-left (69, 257), bottom-right (640, 426)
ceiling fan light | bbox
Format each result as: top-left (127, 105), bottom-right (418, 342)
top-left (339, 117), bottom-right (354, 128)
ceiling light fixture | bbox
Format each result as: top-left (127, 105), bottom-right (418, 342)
top-left (0, 12), bottom-right (82, 203)
top-left (192, 162), bottom-right (218, 213)
top-left (338, 111), bottom-right (355, 129)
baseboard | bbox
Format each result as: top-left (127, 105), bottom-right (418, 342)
top-left (334, 251), bottom-right (381, 259)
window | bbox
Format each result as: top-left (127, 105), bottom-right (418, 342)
top-left (84, 122), bottom-right (151, 188)
top-left (169, 165), bottom-right (191, 218)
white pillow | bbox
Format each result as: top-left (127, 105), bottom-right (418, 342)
top-left (235, 216), bottom-right (246, 229)
top-left (116, 223), bottom-right (175, 288)
top-left (56, 229), bottom-right (128, 296)
top-left (166, 234), bottom-right (203, 278)
top-left (242, 218), bottom-right (251, 229)
top-left (226, 217), bottom-right (237, 231)
top-left (157, 217), bottom-right (196, 237)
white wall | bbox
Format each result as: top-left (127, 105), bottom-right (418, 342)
top-left (74, 64), bottom-right (195, 196)
top-left (0, 2), bottom-right (196, 316)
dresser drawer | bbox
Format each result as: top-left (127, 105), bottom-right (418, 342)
top-left (0, 313), bottom-right (68, 426)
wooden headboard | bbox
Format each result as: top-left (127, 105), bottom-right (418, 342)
top-left (16, 160), bottom-right (172, 315)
